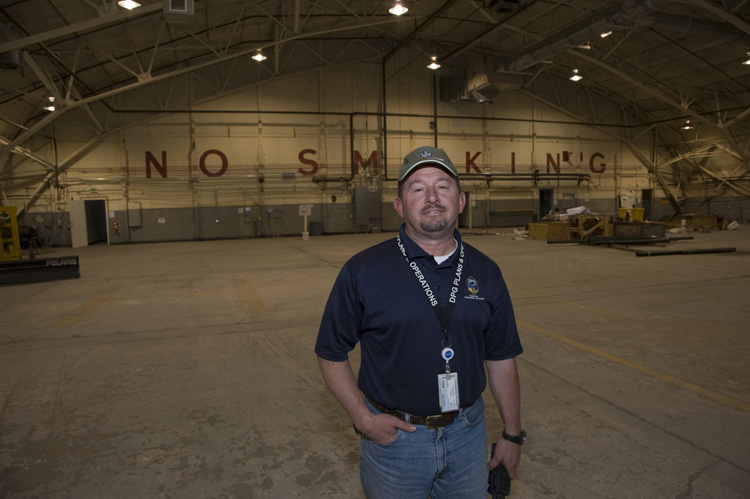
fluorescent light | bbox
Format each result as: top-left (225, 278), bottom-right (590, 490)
top-left (389, 1), bottom-right (408, 15)
top-left (570, 69), bottom-right (582, 81)
top-left (743, 58), bottom-right (750, 65)
top-left (427, 55), bottom-right (440, 70)
top-left (252, 50), bottom-right (267, 62)
top-left (600, 31), bottom-right (612, 38)
top-left (43, 105), bottom-right (55, 112)
top-left (680, 120), bottom-right (693, 130)
top-left (117, 0), bottom-right (141, 10)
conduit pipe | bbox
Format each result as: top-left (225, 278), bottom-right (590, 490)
top-left (635, 247), bottom-right (736, 256)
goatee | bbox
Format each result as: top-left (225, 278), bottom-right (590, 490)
top-left (420, 219), bottom-right (449, 232)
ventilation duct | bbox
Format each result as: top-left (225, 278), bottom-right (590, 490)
top-left (464, 57), bottom-right (526, 102)
top-left (0, 21), bottom-right (22, 70)
top-left (0, 49), bottom-right (21, 70)
top-left (440, 77), bottom-right (475, 102)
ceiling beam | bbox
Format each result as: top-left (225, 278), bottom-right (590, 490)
top-left (0, 16), bottom-right (408, 163)
top-left (691, 0), bottom-right (750, 36)
top-left (572, 51), bottom-right (750, 174)
top-left (0, 3), bottom-right (163, 53)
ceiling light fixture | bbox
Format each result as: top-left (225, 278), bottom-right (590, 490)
top-left (743, 52), bottom-right (750, 65)
top-left (601, 31), bottom-right (612, 38)
top-left (680, 120), bottom-right (694, 130)
top-left (117, 0), bottom-right (141, 10)
top-left (43, 96), bottom-right (55, 111)
top-left (569, 69), bottom-right (582, 81)
top-left (427, 55), bottom-right (440, 70)
top-left (252, 49), bottom-right (267, 62)
top-left (389, 1), bottom-right (408, 16)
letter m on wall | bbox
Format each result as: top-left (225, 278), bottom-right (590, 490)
top-left (354, 151), bottom-right (378, 175)
top-left (146, 151), bottom-right (168, 178)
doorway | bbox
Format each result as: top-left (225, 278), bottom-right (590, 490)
top-left (539, 188), bottom-right (554, 219)
top-left (641, 189), bottom-right (653, 221)
top-left (70, 199), bottom-right (109, 247)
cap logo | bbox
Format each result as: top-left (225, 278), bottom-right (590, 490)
top-left (418, 151), bottom-right (434, 158)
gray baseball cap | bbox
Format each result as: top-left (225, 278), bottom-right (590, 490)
top-left (398, 146), bottom-right (458, 182)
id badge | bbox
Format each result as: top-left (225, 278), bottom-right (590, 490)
top-left (438, 372), bottom-right (459, 412)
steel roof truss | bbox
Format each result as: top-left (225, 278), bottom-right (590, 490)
top-left (22, 52), bottom-right (64, 105)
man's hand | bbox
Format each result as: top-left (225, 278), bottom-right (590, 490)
top-left (488, 439), bottom-right (521, 479)
top-left (317, 357), bottom-right (417, 444)
top-left (355, 411), bottom-right (416, 444)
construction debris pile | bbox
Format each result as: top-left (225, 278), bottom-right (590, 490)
top-left (526, 208), bottom-right (737, 257)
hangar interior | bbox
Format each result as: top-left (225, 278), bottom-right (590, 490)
top-left (1, 0), bottom-right (749, 246)
top-left (0, 1), bottom-right (749, 498)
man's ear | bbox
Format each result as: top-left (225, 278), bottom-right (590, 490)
top-left (394, 197), bottom-right (404, 218)
top-left (458, 192), bottom-right (466, 214)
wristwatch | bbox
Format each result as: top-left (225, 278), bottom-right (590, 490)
top-left (502, 429), bottom-right (527, 446)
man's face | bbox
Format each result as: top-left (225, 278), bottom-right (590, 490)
top-left (394, 166), bottom-right (465, 239)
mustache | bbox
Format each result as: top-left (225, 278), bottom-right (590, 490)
top-left (421, 204), bottom-right (447, 214)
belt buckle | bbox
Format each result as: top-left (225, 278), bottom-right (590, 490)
top-left (425, 414), bottom-right (443, 429)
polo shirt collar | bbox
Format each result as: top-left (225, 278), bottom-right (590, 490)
top-left (398, 224), bottom-right (463, 266)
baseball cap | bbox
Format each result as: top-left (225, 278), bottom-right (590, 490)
top-left (398, 146), bottom-right (458, 182)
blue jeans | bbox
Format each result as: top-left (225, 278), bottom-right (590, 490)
top-left (359, 396), bottom-right (487, 499)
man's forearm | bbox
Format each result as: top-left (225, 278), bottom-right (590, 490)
top-left (486, 358), bottom-right (523, 477)
top-left (486, 358), bottom-right (521, 433)
top-left (317, 356), bottom-right (372, 428)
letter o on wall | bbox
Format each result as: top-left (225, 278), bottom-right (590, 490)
top-left (200, 149), bottom-right (229, 177)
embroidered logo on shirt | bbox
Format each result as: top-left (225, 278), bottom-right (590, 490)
top-left (465, 276), bottom-right (485, 300)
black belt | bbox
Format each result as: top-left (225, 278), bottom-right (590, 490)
top-left (366, 397), bottom-right (459, 429)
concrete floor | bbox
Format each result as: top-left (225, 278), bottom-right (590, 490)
top-left (1, 225), bottom-right (749, 499)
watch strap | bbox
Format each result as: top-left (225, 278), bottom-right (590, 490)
top-left (502, 429), bottom-right (526, 445)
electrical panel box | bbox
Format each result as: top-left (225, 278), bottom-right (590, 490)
top-left (354, 188), bottom-right (382, 225)
top-left (128, 201), bottom-right (142, 227)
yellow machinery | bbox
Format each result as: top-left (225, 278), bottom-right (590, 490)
top-left (1, 206), bottom-right (21, 261)
top-left (0, 206), bottom-right (80, 284)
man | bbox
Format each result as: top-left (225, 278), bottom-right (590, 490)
top-left (315, 145), bottom-right (524, 499)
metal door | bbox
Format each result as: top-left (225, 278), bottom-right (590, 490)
top-left (70, 200), bottom-right (88, 248)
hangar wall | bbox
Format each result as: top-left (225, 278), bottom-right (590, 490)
top-left (16, 61), bottom-right (697, 246)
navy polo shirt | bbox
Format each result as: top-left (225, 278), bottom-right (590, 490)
top-left (315, 224), bottom-right (522, 416)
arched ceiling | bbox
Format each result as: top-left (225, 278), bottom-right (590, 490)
top-left (1, 0), bottom-right (749, 210)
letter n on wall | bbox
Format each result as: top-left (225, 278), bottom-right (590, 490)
top-left (146, 151), bottom-right (168, 178)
